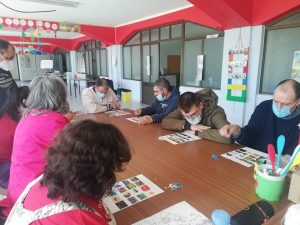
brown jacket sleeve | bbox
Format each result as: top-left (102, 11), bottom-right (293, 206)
top-left (199, 108), bottom-right (232, 144)
top-left (161, 107), bottom-right (185, 131)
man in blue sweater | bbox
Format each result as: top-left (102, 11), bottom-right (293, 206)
top-left (219, 79), bottom-right (300, 155)
top-left (134, 78), bottom-right (179, 125)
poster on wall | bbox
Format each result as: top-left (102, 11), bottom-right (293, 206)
top-left (292, 51), bottom-right (300, 83)
top-left (226, 47), bottom-right (249, 102)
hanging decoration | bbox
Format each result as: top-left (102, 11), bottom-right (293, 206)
top-left (226, 29), bottom-right (249, 103)
top-left (0, 16), bottom-right (80, 33)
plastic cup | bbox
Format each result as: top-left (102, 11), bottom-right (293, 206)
top-left (254, 162), bottom-right (286, 201)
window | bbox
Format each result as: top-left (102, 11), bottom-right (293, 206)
top-left (122, 22), bottom-right (223, 88)
top-left (261, 12), bottom-right (300, 93)
top-left (53, 48), bottom-right (71, 72)
top-left (77, 40), bottom-right (108, 79)
top-left (183, 22), bottom-right (223, 88)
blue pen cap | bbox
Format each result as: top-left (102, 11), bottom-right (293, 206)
top-left (211, 209), bottom-right (231, 225)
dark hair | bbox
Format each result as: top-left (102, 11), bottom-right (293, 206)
top-left (0, 39), bottom-right (11, 55)
top-left (0, 85), bottom-right (20, 122)
top-left (96, 78), bottom-right (108, 87)
top-left (153, 78), bottom-right (171, 91)
top-left (277, 79), bottom-right (300, 100)
top-left (179, 92), bottom-right (202, 113)
top-left (41, 120), bottom-right (131, 202)
top-left (18, 86), bottom-right (29, 108)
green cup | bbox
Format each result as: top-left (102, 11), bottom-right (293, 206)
top-left (254, 164), bottom-right (286, 201)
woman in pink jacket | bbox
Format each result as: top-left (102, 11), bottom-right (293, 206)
top-left (0, 75), bottom-right (74, 221)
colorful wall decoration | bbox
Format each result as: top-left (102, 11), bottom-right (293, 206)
top-left (227, 29), bottom-right (249, 103)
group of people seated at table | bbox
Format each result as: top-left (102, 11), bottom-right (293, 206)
top-left (81, 76), bottom-right (300, 155)
top-left (0, 36), bottom-right (299, 224)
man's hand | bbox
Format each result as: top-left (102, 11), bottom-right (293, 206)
top-left (190, 124), bottom-right (211, 132)
top-left (219, 124), bottom-right (241, 138)
top-left (137, 116), bottom-right (153, 125)
top-left (134, 109), bottom-right (142, 116)
top-left (112, 101), bottom-right (120, 110)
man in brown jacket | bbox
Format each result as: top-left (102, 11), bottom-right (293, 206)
top-left (162, 88), bottom-right (232, 144)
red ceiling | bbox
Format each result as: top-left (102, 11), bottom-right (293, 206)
top-left (2, 0), bottom-right (300, 53)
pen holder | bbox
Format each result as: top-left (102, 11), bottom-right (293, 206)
top-left (254, 161), bottom-right (286, 201)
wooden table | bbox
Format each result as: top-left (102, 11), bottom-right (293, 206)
top-left (75, 111), bottom-right (292, 225)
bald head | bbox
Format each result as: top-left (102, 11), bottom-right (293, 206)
top-left (273, 79), bottom-right (300, 109)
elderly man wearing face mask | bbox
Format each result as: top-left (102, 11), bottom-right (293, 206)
top-left (82, 78), bottom-right (120, 113)
top-left (134, 78), bottom-right (180, 125)
top-left (162, 88), bottom-right (232, 144)
top-left (219, 79), bottom-right (300, 155)
top-left (0, 39), bottom-right (17, 109)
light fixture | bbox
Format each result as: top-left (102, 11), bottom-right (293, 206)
top-left (19, 0), bottom-right (80, 8)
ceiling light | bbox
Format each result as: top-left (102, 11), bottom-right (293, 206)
top-left (19, 0), bottom-right (80, 8)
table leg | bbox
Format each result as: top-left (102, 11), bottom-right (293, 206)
top-left (69, 79), bottom-right (72, 96)
top-left (73, 80), bottom-right (77, 98)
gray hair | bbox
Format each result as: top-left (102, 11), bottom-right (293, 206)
top-left (23, 75), bottom-right (69, 116)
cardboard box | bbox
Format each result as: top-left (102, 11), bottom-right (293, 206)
top-left (288, 171), bottom-right (300, 203)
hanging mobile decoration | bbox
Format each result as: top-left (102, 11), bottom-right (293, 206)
top-left (226, 29), bottom-right (249, 103)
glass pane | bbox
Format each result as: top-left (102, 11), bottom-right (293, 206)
top-left (92, 49), bottom-right (97, 76)
top-left (89, 50), bottom-right (93, 74)
top-left (78, 43), bottom-right (84, 51)
top-left (274, 13), bottom-right (300, 27)
top-left (261, 27), bottom-right (300, 93)
top-left (151, 28), bottom-right (159, 41)
top-left (183, 40), bottom-right (202, 86)
top-left (65, 53), bottom-right (71, 72)
top-left (100, 49), bottom-right (107, 76)
top-left (171, 24), bottom-right (182, 39)
top-left (132, 46), bottom-right (141, 80)
top-left (160, 26), bottom-right (170, 40)
top-left (84, 52), bottom-right (89, 74)
top-left (91, 41), bottom-right (96, 49)
top-left (160, 40), bottom-right (181, 76)
top-left (96, 41), bottom-right (100, 48)
top-left (96, 50), bottom-right (101, 75)
top-left (185, 22), bottom-right (219, 39)
top-left (126, 32), bottom-right (140, 45)
top-left (142, 30), bottom-right (150, 43)
top-left (202, 37), bottom-right (224, 89)
top-left (123, 47), bottom-right (131, 79)
top-left (142, 45), bottom-right (150, 82)
top-left (150, 44), bottom-right (159, 83)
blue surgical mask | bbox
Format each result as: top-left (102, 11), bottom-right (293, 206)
top-left (272, 101), bottom-right (292, 118)
top-left (96, 92), bottom-right (106, 99)
top-left (0, 60), bottom-right (14, 71)
top-left (186, 115), bottom-right (201, 125)
top-left (156, 93), bottom-right (166, 102)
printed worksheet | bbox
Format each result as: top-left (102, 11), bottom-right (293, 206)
top-left (103, 174), bottom-right (164, 213)
top-left (221, 147), bottom-right (268, 167)
top-left (132, 201), bottom-right (208, 225)
top-left (158, 132), bottom-right (201, 145)
top-left (126, 117), bottom-right (140, 123)
top-left (105, 110), bottom-right (131, 116)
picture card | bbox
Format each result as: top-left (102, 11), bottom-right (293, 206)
top-left (221, 147), bottom-right (268, 167)
top-left (105, 110), bottom-right (131, 116)
top-left (103, 174), bottom-right (164, 213)
top-left (158, 132), bottom-right (201, 145)
top-left (126, 117), bottom-right (140, 123)
top-left (132, 201), bottom-right (208, 225)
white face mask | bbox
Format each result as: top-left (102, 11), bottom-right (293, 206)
top-left (0, 60), bottom-right (14, 71)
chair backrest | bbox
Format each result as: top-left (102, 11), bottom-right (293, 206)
top-left (106, 79), bottom-right (114, 91)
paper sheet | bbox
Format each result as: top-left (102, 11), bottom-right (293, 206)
top-left (221, 147), bottom-right (268, 167)
top-left (132, 201), bottom-right (208, 225)
top-left (103, 174), bottom-right (164, 213)
top-left (105, 110), bottom-right (131, 116)
top-left (126, 117), bottom-right (140, 123)
top-left (158, 132), bottom-right (201, 145)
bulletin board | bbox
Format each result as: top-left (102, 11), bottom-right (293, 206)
top-left (227, 30), bottom-right (249, 102)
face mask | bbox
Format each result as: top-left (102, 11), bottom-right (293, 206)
top-left (186, 115), bottom-right (201, 125)
top-left (96, 92), bottom-right (106, 99)
top-left (156, 93), bottom-right (166, 102)
top-left (0, 60), bottom-right (14, 71)
top-left (272, 101), bottom-right (292, 118)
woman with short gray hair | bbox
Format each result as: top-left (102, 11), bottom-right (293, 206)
top-left (0, 75), bottom-right (74, 222)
